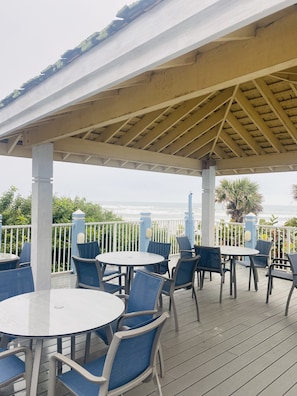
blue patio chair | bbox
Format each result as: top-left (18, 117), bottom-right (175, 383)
top-left (266, 257), bottom-right (292, 303)
top-left (48, 312), bottom-right (169, 396)
top-left (145, 240), bottom-right (171, 275)
top-left (0, 266), bottom-right (34, 304)
top-left (77, 241), bottom-right (120, 278)
top-left (176, 236), bottom-right (194, 258)
top-left (0, 346), bottom-right (33, 394)
top-left (160, 255), bottom-right (200, 331)
top-left (72, 256), bottom-right (125, 294)
top-left (0, 266), bottom-right (34, 348)
top-left (194, 246), bottom-right (229, 303)
top-left (237, 239), bottom-right (273, 290)
top-left (18, 242), bottom-right (31, 266)
top-left (85, 271), bottom-right (165, 376)
top-left (285, 252), bottom-right (297, 316)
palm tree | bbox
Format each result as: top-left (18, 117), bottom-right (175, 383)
top-left (292, 184), bottom-right (297, 201)
top-left (215, 178), bottom-right (263, 223)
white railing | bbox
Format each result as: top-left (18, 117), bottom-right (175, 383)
top-left (0, 225), bottom-right (31, 255)
top-left (257, 224), bottom-right (297, 259)
top-left (214, 221), bottom-right (245, 247)
top-left (85, 221), bottom-right (140, 252)
top-left (2, 219), bottom-right (297, 274)
top-left (52, 223), bottom-right (72, 273)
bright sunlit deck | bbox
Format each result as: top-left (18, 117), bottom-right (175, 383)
top-left (2, 257), bottom-right (297, 396)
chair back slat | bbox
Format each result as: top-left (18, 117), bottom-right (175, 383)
top-left (125, 271), bottom-right (164, 327)
top-left (176, 236), bottom-right (192, 251)
top-left (194, 246), bottom-right (222, 272)
top-left (104, 313), bottom-right (168, 392)
top-left (72, 256), bottom-right (101, 289)
top-left (174, 255), bottom-right (200, 287)
top-left (19, 242), bottom-right (31, 266)
top-left (77, 241), bottom-right (100, 259)
top-left (176, 236), bottom-right (193, 258)
top-left (146, 241), bottom-right (171, 274)
top-left (254, 239), bottom-right (273, 267)
top-left (288, 253), bottom-right (297, 285)
top-left (0, 266), bottom-right (34, 302)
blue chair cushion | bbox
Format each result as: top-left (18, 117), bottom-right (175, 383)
top-left (0, 347), bottom-right (25, 385)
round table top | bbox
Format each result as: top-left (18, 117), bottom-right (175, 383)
top-left (0, 252), bottom-right (19, 261)
top-left (219, 246), bottom-right (259, 256)
top-left (0, 288), bottom-right (124, 338)
top-left (96, 251), bottom-right (165, 267)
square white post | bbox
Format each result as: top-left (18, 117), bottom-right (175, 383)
top-left (31, 144), bottom-right (53, 290)
top-left (201, 160), bottom-right (216, 246)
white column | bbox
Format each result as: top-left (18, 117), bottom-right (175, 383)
top-left (201, 160), bottom-right (216, 246)
top-left (31, 144), bottom-right (53, 290)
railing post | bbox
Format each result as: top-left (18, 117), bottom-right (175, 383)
top-left (185, 192), bottom-right (194, 246)
top-left (0, 214), bottom-right (2, 251)
top-left (244, 213), bottom-right (257, 249)
top-left (71, 210), bottom-right (85, 271)
top-left (139, 212), bottom-right (151, 252)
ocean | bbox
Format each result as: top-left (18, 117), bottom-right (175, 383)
top-left (100, 201), bottom-right (297, 225)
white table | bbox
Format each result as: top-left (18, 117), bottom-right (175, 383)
top-left (219, 246), bottom-right (259, 298)
top-left (97, 251), bottom-right (165, 291)
top-left (0, 253), bottom-right (18, 260)
top-left (0, 288), bottom-right (125, 396)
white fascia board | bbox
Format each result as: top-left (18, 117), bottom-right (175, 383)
top-left (0, 0), bottom-right (295, 137)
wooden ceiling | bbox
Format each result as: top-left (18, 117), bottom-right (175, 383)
top-left (1, 3), bottom-right (297, 177)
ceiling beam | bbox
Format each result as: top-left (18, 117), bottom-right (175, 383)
top-left (154, 88), bottom-right (234, 153)
top-left (235, 89), bottom-right (284, 152)
top-left (226, 112), bottom-right (265, 155)
top-left (116, 109), bottom-right (165, 146)
top-left (253, 78), bottom-right (297, 144)
top-left (216, 150), bottom-right (297, 171)
top-left (22, 8), bottom-right (297, 146)
top-left (54, 137), bottom-right (201, 171)
top-left (174, 110), bottom-right (225, 156)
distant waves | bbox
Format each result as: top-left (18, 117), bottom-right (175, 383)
top-left (101, 201), bottom-right (297, 225)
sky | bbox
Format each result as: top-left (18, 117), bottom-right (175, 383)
top-left (0, 0), bottom-right (297, 209)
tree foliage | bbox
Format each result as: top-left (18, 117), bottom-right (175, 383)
top-left (0, 186), bottom-right (122, 225)
top-left (0, 186), bottom-right (31, 225)
top-left (215, 178), bottom-right (263, 223)
top-left (259, 214), bottom-right (278, 226)
top-left (284, 217), bottom-right (297, 227)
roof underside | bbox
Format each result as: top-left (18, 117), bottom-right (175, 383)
top-left (1, 1), bottom-right (297, 177)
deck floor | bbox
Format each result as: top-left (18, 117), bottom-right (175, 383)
top-left (2, 259), bottom-right (297, 396)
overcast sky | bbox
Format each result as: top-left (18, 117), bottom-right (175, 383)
top-left (0, 0), bottom-right (297, 208)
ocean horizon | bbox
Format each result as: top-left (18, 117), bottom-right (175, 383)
top-left (100, 201), bottom-right (297, 225)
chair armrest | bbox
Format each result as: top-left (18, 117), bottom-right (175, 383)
top-left (0, 345), bottom-right (32, 360)
top-left (117, 309), bottom-right (158, 330)
top-left (270, 258), bottom-right (291, 271)
top-left (49, 352), bottom-right (107, 384)
top-left (0, 345), bottom-right (33, 378)
top-left (272, 258), bottom-right (289, 263)
top-left (117, 294), bottom-right (129, 300)
top-left (267, 260), bottom-right (291, 277)
top-left (18, 262), bottom-right (31, 267)
top-left (103, 272), bottom-right (127, 282)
